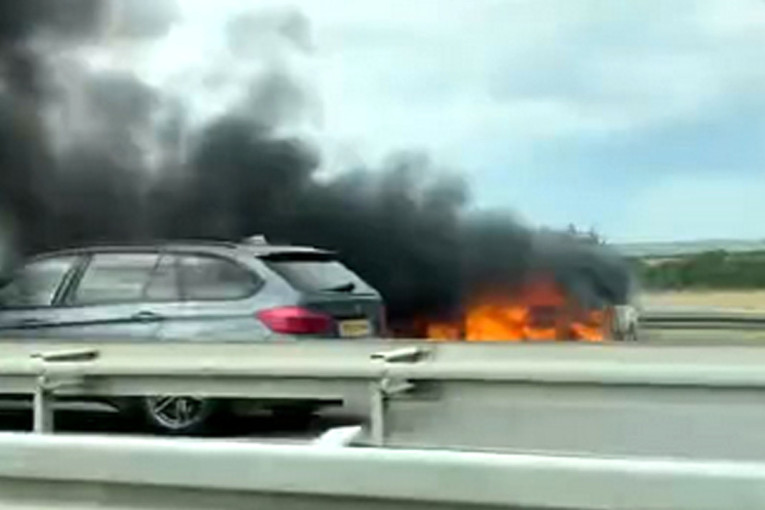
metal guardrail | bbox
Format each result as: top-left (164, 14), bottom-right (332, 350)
top-left (30, 348), bottom-right (100, 433)
top-left (637, 308), bottom-right (765, 344)
top-left (4, 340), bottom-right (765, 458)
top-left (369, 346), bottom-right (427, 444)
top-left (3, 339), bottom-right (765, 386)
top-left (18, 342), bottom-right (425, 434)
top-left (1, 432), bottom-right (764, 509)
top-left (640, 308), bottom-right (765, 329)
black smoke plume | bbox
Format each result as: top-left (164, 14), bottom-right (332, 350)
top-left (0, 1), bottom-right (632, 326)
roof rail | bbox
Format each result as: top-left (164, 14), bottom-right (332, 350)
top-left (31, 238), bottom-right (242, 257)
top-left (242, 235), bottom-right (269, 246)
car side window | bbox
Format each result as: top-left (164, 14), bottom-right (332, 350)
top-left (144, 255), bottom-right (181, 302)
top-left (0, 256), bottom-right (77, 308)
top-left (178, 255), bottom-right (258, 301)
top-left (73, 253), bottom-right (159, 305)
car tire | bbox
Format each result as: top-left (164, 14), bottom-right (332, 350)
top-left (141, 396), bottom-right (219, 435)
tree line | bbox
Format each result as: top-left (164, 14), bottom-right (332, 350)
top-left (636, 250), bottom-right (765, 289)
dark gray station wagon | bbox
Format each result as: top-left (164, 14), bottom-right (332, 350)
top-left (0, 236), bottom-right (386, 433)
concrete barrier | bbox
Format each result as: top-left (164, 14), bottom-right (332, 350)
top-left (1, 432), bottom-right (765, 509)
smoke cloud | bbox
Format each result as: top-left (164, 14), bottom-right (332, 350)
top-left (0, 0), bottom-right (632, 325)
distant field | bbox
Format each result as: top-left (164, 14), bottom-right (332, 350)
top-left (641, 290), bottom-right (765, 310)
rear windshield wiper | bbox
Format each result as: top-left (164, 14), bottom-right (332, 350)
top-left (322, 282), bottom-right (356, 293)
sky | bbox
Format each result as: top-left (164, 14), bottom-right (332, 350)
top-left (165, 0), bottom-right (765, 243)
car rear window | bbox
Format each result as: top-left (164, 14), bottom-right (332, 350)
top-left (262, 253), bottom-right (372, 294)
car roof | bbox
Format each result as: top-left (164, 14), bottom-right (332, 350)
top-left (30, 239), bottom-right (334, 260)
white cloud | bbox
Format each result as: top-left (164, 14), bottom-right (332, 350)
top-left (279, 1), bottom-right (764, 160)
top-left (167, 1), bottom-right (765, 150)
top-left (695, 0), bottom-right (765, 38)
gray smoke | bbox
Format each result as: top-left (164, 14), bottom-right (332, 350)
top-left (0, 0), bottom-right (632, 326)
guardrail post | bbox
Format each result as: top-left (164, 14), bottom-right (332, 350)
top-left (30, 349), bottom-right (100, 433)
top-left (368, 347), bottom-right (428, 446)
top-left (32, 374), bottom-right (53, 433)
top-left (368, 377), bottom-right (386, 446)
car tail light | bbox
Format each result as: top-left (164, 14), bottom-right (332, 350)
top-left (256, 306), bottom-right (334, 335)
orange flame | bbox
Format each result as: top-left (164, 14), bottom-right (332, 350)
top-left (424, 276), bottom-right (608, 342)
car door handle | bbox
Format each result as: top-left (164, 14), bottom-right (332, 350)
top-left (131, 311), bottom-right (164, 322)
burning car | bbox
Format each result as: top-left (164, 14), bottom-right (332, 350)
top-left (418, 274), bottom-right (638, 342)
top-left (400, 224), bottom-right (640, 344)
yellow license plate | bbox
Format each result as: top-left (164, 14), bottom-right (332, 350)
top-left (339, 319), bottom-right (372, 338)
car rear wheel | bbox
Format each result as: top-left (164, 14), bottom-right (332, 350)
top-left (142, 396), bottom-right (218, 435)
